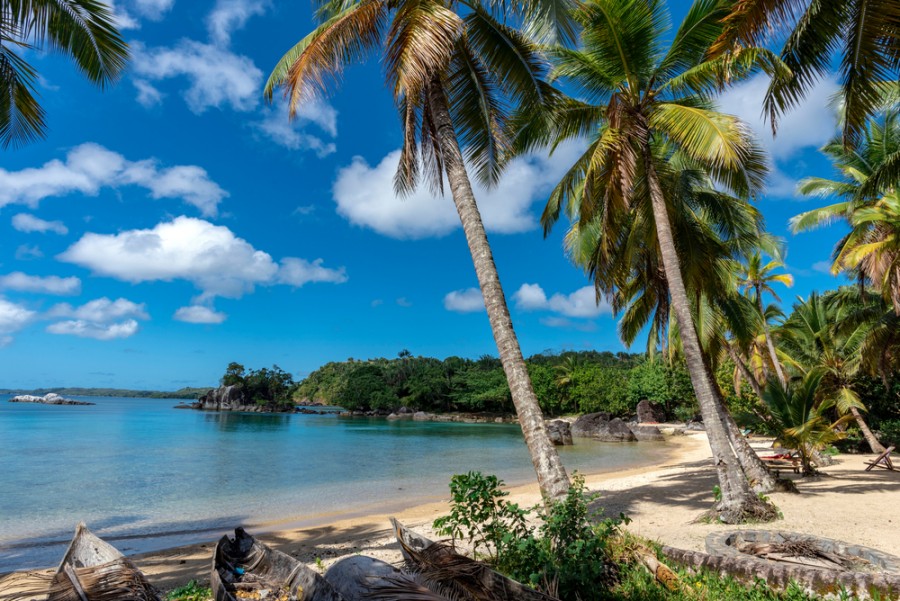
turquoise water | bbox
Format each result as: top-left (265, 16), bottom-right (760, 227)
top-left (0, 395), bottom-right (669, 571)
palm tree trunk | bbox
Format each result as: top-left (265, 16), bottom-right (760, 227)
top-left (642, 148), bottom-right (771, 523)
top-left (757, 290), bottom-right (787, 387)
top-left (727, 345), bottom-right (764, 400)
top-left (427, 79), bottom-right (570, 500)
top-left (849, 406), bottom-right (886, 454)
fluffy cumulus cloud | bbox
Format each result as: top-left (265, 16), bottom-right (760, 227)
top-left (108, 0), bottom-right (174, 29)
top-left (718, 74), bottom-right (839, 197)
top-left (207, 0), bottom-right (268, 46)
top-left (253, 98), bottom-right (338, 157)
top-left (513, 284), bottom-right (610, 320)
top-left (131, 40), bottom-right (263, 113)
top-left (332, 140), bottom-right (586, 239)
top-left (134, 79), bottom-right (164, 107)
top-left (174, 305), bottom-right (227, 324)
top-left (12, 213), bottom-right (68, 234)
top-left (0, 143), bottom-right (227, 217)
top-left (0, 298), bottom-right (37, 345)
top-left (443, 288), bottom-right (485, 313)
top-left (0, 272), bottom-right (81, 295)
top-left (59, 217), bottom-right (347, 300)
top-left (45, 298), bottom-right (149, 341)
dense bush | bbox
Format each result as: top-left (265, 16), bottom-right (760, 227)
top-left (433, 472), bottom-right (622, 600)
top-left (295, 351), bottom-right (697, 417)
top-left (219, 362), bottom-right (295, 408)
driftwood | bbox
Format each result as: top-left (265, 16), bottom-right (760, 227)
top-left (391, 518), bottom-right (560, 601)
top-left (659, 545), bottom-right (900, 599)
top-left (211, 528), bottom-right (343, 601)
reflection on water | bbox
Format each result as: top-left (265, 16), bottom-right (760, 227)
top-left (204, 411), bottom-right (292, 432)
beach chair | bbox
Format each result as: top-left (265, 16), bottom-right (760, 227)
top-left (865, 446), bottom-right (896, 472)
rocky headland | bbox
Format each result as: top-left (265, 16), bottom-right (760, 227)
top-left (9, 393), bottom-right (94, 406)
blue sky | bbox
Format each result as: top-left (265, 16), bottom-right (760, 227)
top-left (0, 0), bottom-right (847, 390)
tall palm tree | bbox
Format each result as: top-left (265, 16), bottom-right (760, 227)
top-left (512, 0), bottom-right (782, 521)
top-left (792, 109), bottom-right (900, 314)
top-left (710, 0), bottom-right (900, 146)
top-left (1, 1), bottom-right (128, 148)
top-left (265, 0), bottom-right (572, 499)
top-left (778, 292), bottom-right (886, 453)
top-left (735, 252), bottom-right (794, 386)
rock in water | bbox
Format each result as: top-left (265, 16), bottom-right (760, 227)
top-left (571, 412), bottom-right (636, 442)
top-left (629, 424), bottom-right (665, 441)
top-left (570, 412), bottom-right (610, 437)
top-left (547, 420), bottom-right (573, 445)
top-left (636, 399), bottom-right (666, 423)
top-left (9, 393), bottom-right (94, 405)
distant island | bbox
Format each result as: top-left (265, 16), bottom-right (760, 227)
top-left (9, 393), bottom-right (94, 406)
top-left (0, 387), bottom-right (213, 399)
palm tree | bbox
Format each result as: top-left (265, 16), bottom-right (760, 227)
top-left (735, 252), bottom-right (794, 386)
top-left (265, 0), bottom-right (572, 499)
top-left (778, 292), bottom-right (886, 454)
top-left (711, 0), bottom-right (900, 146)
top-left (792, 109), bottom-right (900, 314)
top-left (1, 1), bottom-right (128, 148)
top-left (512, 0), bottom-right (782, 521)
top-left (764, 370), bottom-right (850, 476)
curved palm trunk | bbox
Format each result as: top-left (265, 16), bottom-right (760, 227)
top-left (727, 345), bottom-right (764, 401)
top-left (428, 80), bottom-right (570, 500)
top-left (756, 290), bottom-right (787, 387)
top-left (850, 406), bottom-right (886, 454)
top-left (643, 149), bottom-right (771, 522)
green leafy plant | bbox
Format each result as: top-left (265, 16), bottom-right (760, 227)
top-left (434, 472), bottom-right (625, 600)
top-left (166, 580), bottom-right (211, 601)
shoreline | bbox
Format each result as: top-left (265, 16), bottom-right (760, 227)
top-left (5, 431), bottom-right (899, 598)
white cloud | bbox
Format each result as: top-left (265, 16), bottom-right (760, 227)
top-left (208, 0), bottom-right (268, 46)
top-left (45, 297), bottom-right (149, 341)
top-left (0, 272), bottom-right (81, 295)
top-left (0, 143), bottom-right (227, 217)
top-left (444, 288), bottom-right (485, 313)
top-left (131, 40), bottom-right (263, 113)
top-left (47, 297), bottom-right (149, 322)
top-left (812, 260), bottom-right (835, 274)
top-left (59, 217), bottom-right (347, 299)
top-left (0, 298), bottom-right (36, 339)
top-left (513, 284), bottom-right (610, 319)
top-left (15, 245), bottom-right (42, 260)
top-left (46, 319), bottom-right (141, 340)
top-left (133, 0), bottom-right (174, 19)
top-left (254, 98), bottom-right (338, 157)
top-left (12, 213), bottom-right (68, 234)
top-left (134, 80), bottom-right (164, 107)
top-left (107, 1), bottom-right (140, 29)
top-left (332, 140), bottom-right (586, 239)
top-left (718, 74), bottom-right (839, 161)
top-left (174, 305), bottom-right (227, 324)
top-left (277, 258), bottom-right (348, 287)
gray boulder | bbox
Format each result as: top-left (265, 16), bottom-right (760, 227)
top-left (629, 424), bottom-right (665, 441)
top-left (324, 556), bottom-right (403, 601)
top-left (570, 412), bottom-right (611, 437)
top-left (546, 420), bottom-right (573, 446)
top-left (412, 411), bottom-right (430, 421)
top-left (572, 412), bottom-right (636, 442)
top-left (636, 399), bottom-right (666, 423)
top-left (198, 385), bottom-right (246, 410)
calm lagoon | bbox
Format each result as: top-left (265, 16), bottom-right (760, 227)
top-left (0, 395), bottom-right (669, 571)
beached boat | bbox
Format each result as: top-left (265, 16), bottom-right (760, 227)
top-left (211, 528), bottom-right (344, 601)
top-left (40, 522), bottom-right (160, 601)
top-left (390, 518), bottom-right (560, 601)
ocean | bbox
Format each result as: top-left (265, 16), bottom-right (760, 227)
top-left (0, 395), bottom-right (669, 571)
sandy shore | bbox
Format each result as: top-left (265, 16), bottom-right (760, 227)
top-left (3, 431), bottom-right (899, 597)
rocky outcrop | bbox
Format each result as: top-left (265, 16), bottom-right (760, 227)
top-left (572, 412), bottom-right (637, 442)
top-left (197, 385), bottom-right (295, 413)
top-left (636, 399), bottom-right (666, 423)
top-left (630, 424), bottom-right (665, 441)
top-left (547, 420), bottom-right (573, 445)
top-left (9, 393), bottom-right (94, 406)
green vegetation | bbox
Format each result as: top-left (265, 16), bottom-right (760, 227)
top-left (295, 351), bottom-right (701, 416)
top-left (433, 472), bottom-right (833, 601)
top-left (166, 580), bottom-right (211, 601)
top-left (0, 387), bottom-right (212, 399)
top-left (219, 363), bottom-right (296, 408)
